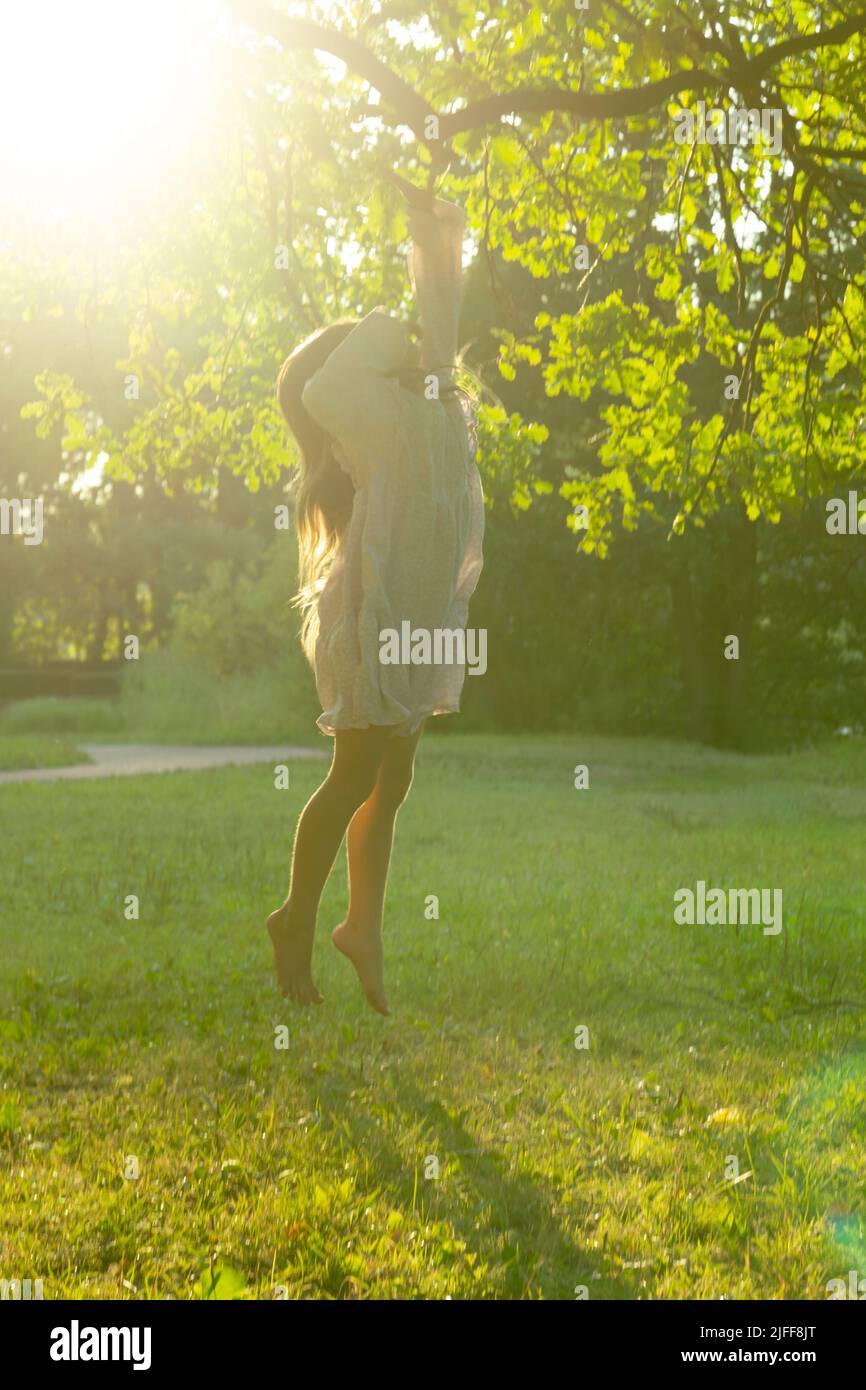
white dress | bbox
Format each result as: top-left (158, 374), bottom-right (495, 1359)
top-left (300, 199), bottom-right (485, 736)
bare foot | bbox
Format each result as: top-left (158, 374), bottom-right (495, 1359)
top-left (332, 920), bottom-right (389, 1015)
top-left (267, 903), bottom-right (322, 1005)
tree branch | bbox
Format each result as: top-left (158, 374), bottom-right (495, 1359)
top-left (441, 69), bottom-right (716, 133)
top-left (738, 10), bottom-right (866, 79)
top-left (232, 0), bottom-right (866, 141)
top-left (231, 0), bottom-right (432, 138)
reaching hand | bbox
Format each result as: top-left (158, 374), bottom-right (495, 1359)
top-left (383, 169), bottom-right (435, 212)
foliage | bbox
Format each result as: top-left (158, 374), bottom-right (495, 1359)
top-left (4, 0), bottom-right (866, 744)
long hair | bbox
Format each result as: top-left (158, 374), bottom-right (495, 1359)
top-left (276, 321), bottom-right (357, 661)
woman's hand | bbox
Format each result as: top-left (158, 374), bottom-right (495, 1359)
top-left (383, 169), bottom-right (434, 212)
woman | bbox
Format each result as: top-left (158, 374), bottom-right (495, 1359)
top-left (268, 175), bottom-right (484, 1014)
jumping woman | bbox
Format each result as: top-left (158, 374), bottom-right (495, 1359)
top-left (268, 175), bottom-right (484, 1014)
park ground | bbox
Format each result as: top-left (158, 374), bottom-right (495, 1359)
top-left (1, 731), bottom-right (864, 1299)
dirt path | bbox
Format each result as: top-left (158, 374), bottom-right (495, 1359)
top-left (0, 743), bottom-right (327, 786)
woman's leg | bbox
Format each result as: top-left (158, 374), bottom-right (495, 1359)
top-left (332, 722), bottom-right (424, 1014)
top-left (268, 726), bottom-right (396, 1003)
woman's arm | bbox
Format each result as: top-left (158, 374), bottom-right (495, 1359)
top-left (301, 309), bottom-right (411, 488)
top-left (386, 173), bottom-right (466, 373)
top-left (383, 169), bottom-right (434, 212)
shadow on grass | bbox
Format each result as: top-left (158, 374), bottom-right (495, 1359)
top-left (285, 1047), bottom-right (620, 1299)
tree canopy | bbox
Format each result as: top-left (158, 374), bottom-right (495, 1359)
top-left (4, 0), bottom-right (866, 743)
top-left (15, 3), bottom-right (866, 538)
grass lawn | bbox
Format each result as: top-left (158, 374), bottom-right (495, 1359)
top-left (0, 732), bottom-right (864, 1300)
top-left (0, 734), bottom-right (90, 773)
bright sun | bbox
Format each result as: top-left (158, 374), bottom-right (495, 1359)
top-left (0, 0), bottom-right (227, 217)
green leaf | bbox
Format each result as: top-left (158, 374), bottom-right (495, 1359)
top-left (197, 1264), bottom-right (247, 1300)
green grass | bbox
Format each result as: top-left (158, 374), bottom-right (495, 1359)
top-left (0, 734), bottom-right (90, 772)
top-left (0, 651), bottom-right (320, 747)
top-left (1, 733), bottom-right (864, 1300)
top-left (0, 696), bottom-right (127, 738)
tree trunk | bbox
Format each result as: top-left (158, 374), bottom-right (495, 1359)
top-left (669, 513), bottom-right (759, 747)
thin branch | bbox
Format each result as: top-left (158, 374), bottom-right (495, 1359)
top-left (710, 141), bottom-right (746, 318)
top-left (674, 138), bottom-right (697, 255)
top-left (741, 174), bottom-right (815, 426)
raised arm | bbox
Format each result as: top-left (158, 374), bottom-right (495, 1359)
top-left (384, 170), bottom-right (466, 373)
top-left (407, 197), bottom-right (466, 373)
top-left (301, 308), bottom-right (410, 488)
